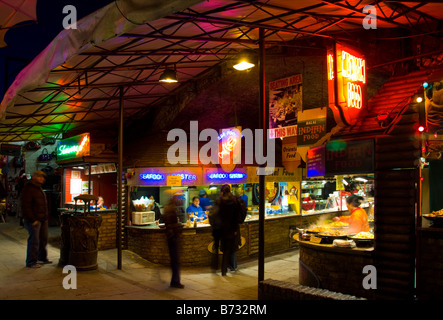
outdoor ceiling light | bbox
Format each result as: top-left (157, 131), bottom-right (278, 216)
top-left (234, 60), bottom-right (255, 71)
top-left (233, 51), bottom-right (256, 71)
top-left (159, 69), bottom-right (178, 83)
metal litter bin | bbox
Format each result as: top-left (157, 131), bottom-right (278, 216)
top-left (59, 195), bottom-right (102, 271)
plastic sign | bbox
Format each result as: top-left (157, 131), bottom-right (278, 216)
top-left (56, 133), bottom-right (90, 161)
top-left (327, 44), bottom-right (367, 126)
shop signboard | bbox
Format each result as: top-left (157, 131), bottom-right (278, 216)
top-left (327, 43), bottom-right (367, 126)
top-left (297, 117), bottom-right (326, 146)
top-left (56, 133), bottom-right (90, 161)
top-left (247, 166), bottom-right (302, 183)
top-left (325, 139), bottom-right (374, 175)
top-left (127, 167), bottom-right (203, 186)
top-left (203, 167), bottom-right (248, 185)
top-left (218, 126), bottom-right (241, 173)
top-left (0, 143), bottom-right (21, 156)
top-left (307, 145), bottom-right (325, 177)
top-left (269, 74), bottom-right (302, 139)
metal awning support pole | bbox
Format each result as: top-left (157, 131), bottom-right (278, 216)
top-left (117, 86), bottom-right (123, 270)
top-left (258, 28), bottom-right (266, 283)
top-left (88, 163), bottom-right (92, 194)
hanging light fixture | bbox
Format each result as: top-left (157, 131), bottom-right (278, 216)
top-left (233, 51), bottom-right (256, 71)
top-left (159, 68), bottom-right (178, 83)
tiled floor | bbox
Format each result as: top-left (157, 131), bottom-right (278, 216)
top-left (0, 217), bottom-right (299, 300)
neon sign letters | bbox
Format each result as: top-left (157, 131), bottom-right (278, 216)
top-left (140, 172), bottom-right (197, 181)
top-left (208, 172), bottom-right (246, 180)
top-left (341, 50), bottom-right (366, 84)
top-left (140, 173), bottom-right (164, 180)
top-left (218, 129), bottom-right (240, 160)
top-left (327, 44), bottom-right (367, 126)
top-left (57, 133), bottom-right (90, 161)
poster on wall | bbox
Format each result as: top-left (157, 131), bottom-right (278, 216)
top-left (269, 74), bottom-right (302, 139)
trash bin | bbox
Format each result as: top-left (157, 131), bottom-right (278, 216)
top-left (68, 214), bottom-right (102, 271)
top-left (58, 195), bottom-right (102, 271)
top-left (58, 213), bottom-right (71, 266)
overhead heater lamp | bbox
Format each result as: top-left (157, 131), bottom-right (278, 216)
top-left (159, 69), bottom-right (178, 83)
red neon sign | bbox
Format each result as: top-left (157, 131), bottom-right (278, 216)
top-left (327, 44), bottom-right (367, 126)
top-left (219, 136), bottom-right (238, 159)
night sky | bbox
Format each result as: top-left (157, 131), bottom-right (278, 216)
top-left (0, 0), bottom-right (113, 101)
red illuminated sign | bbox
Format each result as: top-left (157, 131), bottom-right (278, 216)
top-left (218, 127), bottom-right (241, 173)
top-left (327, 44), bottom-right (367, 126)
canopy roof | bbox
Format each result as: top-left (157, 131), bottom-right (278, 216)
top-left (1, 0), bottom-right (443, 142)
top-left (0, 0), bottom-right (38, 48)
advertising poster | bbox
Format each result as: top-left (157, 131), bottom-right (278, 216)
top-left (269, 74), bottom-right (302, 139)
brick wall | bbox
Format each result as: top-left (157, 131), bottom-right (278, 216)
top-left (97, 210), bottom-right (117, 250)
top-left (416, 228), bottom-right (443, 299)
top-left (299, 242), bottom-right (375, 299)
top-left (127, 214), bottom-right (315, 266)
top-left (258, 279), bottom-right (366, 300)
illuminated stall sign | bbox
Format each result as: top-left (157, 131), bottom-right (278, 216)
top-left (218, 126), bottom-right (241, 173)
top-left (56, 133), bottom-right (90, 161)
top-left (204, 168), bottom-right (247, 185)
top-left (327, 43), bottom-right (367, 126)
top-left (127, 167), bottom-right (203, 186)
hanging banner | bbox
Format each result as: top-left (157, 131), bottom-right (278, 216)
top-left (297, 108), bottom-right (327, 146)
top-left (282, 136), bottom-right (301, 173)
top-left (269, 74), bottom-right (302, 139)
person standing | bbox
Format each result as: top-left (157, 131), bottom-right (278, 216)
top-left (163, 194), bottom-right (184, 288)
top-left (21, 170), bottom-right (52, 268)
top-left (214, 184), bottom-right (246, 276)
top-left (186, 196), bottom-right (205, 222)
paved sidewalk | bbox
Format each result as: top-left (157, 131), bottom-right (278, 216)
top-left (0, 217), bottom-right (299, 300)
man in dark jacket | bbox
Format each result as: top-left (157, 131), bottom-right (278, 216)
top-left (21, 170), bottom-right (51, 268)
top-left (214, 184), bottom-right (246, 276)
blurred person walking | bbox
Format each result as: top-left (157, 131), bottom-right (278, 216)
top-left (163, 194), bottom-right (185, 288)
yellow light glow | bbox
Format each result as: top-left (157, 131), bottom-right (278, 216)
top-left (233, 60), bottom-right (255, 71)
top-left (159, 78), bottom-right (178, 83)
